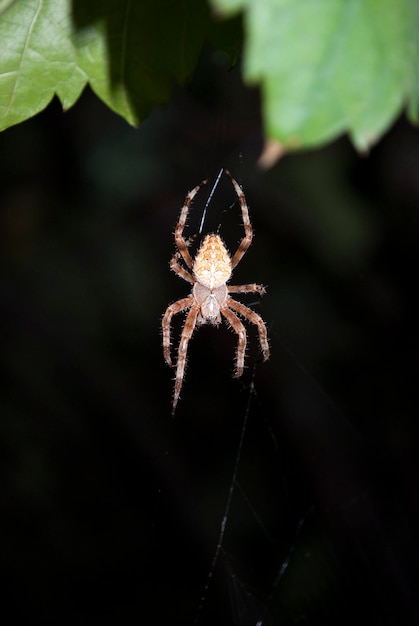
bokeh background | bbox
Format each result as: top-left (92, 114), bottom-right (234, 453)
top-left (1, 48), bottom-right (418, 624)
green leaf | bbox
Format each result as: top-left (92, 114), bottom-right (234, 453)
top-left (211, 0), bottom-right (419, 150)
top-left (0, 0), bottom-right (240, 132)
top-left (0, 0), bottom-right (18, 16)
top-left (71, 0), bottom-right (213, 126)
top-left (0, 0), bottom-right (87, 131)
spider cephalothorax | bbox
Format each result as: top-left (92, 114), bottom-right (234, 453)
top-left (162, 169), bottom-right (270, 413)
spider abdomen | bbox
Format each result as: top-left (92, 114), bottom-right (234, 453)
top-left (193, 234), bottom-right (232, 290)
top-left (193, 283), bottom-right (228, 324)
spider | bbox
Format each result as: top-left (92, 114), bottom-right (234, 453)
top-left (162, 169), bottom-right (270, 414)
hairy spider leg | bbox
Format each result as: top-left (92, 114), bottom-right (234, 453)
top-left (170, 251), bottom-right (194, 284)
top-left (162, 295), bottom-right (194, 367)
top-left (175, 179), bottom-right (208, 270)
top-left (172, 305), bottom-right (200, 414)
top-left (224, 170), bottom-right (253, 269)
top-left (227, 297), bottom-right (270, 362)
top-left (221, 307), bottom-right (247, 377)
top-left (228, 283), bottom-right (266, 296)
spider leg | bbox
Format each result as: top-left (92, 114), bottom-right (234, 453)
top-left (221, 307), bottom-right (247, 378)
top-left (228, 283), bottom-right (266, 296)
top-left (227, 297), bottom-right (270, 362)
top-left (162, 295), bottom-right (194, 367)
top-left (175, 179), bottom-right (208, 270)
top-left (170, 251), bottom-right (195, 284)
top-left (225, 170), bottom-right (253, 270)
top-left (172, 304), bottom-right (199, 414)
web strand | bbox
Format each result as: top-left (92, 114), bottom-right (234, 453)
top-left (198, 167), bottom-right (224, 235)
top-left (193, 367), bottom-right (257, 625)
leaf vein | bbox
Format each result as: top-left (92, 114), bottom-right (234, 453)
top-left (5, 0), bottom-right (44, 114)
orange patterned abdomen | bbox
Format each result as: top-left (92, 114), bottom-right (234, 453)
top-left (193, 234), bottom-right (232, 289)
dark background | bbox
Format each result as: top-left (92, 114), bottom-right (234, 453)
top-left (1, 48), bottom-right (419, 624)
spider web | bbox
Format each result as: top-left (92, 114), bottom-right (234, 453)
top-left (166, 161), bottom-right (417, 626)
top-left (192, 363), bottom-right (279, 626)
top-left (174, 171), bottom-right (285, 625)
top-left (193, 366), bottom-right (260, 625)
top-left (186, 321), bottom-right (417, 626)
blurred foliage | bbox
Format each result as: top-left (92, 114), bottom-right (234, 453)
top-left (212, 0), bottom-right (419, 150)
top-left (2, 0), bottom-right (419, 151)
top-left (0, 0), bottom-right (241, 131)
